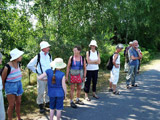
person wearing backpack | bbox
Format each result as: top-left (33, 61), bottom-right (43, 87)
top-left (27, 41), bottom-right (52, 113)
top-left (84, 40), bottom-right (101, 101)
top-left (0, 52), bottom-right (5, 120)
top-left (66, 46), bottom-right (87, 108)
top-left (108, 44), bottom-right (124, 95)
top-left (124, 42), bottom-right (133, 72)
top-left (1, 48), bottom-right (24, 120)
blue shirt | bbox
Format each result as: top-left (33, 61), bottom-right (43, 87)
top-left (46, 69), bottom-right (65, 97)
top-left (129, 47), bottom-right (139, 66)
top-left (71, 61), bottom-right (83, 70)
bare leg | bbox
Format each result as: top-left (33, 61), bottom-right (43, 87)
top-left (50, 109), bottom-right (55, 120)
top-left (109, 81), bottom-right (112, 89)
top-left (70, 84), bottom-right (75, 101)
top-left (77, 84), bottom-right (82, 98)
top-left (15, 95), bottom-right (22, 120)
top-left (7, 94), bottom-right (16, 120)
top-left (56, 110), bottom-right (62, 120)
top-left (112, 84), bottom-right (117, 92)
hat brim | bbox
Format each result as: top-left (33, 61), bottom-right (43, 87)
top-left (41, 45), bottom-right (51, 50)
top-left (89, 44), bottom-right (98, 47)
top-left (50, 62), bottom-right (66, 70)
top-left (10, 51), bottom-right (24, 61)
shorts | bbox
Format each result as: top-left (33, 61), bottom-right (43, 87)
top-left (110, 66), bottom-right (120, 85)
top-left (5, 81), bottom-right (23, 96)
top-left (49, 97), bottom-right (64, 110)
top-left (69, 69), bottom-right (83, 85)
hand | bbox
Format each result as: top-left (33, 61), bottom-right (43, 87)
top-left (82, 77), bottom-right (86, 82)
top-left (64, 93), bottom-right (67, 100)
top-left (65, 77), bottom-right (68, 83)
top-left (115, 64), bottom-right (119, 68)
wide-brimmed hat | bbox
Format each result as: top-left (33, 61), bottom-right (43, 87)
top-left (50, 58), bottom-right (66, 70)
top-left (116, 44), bottom-right (124, 49)
top-left (129, 41), bottom-right (133, 45)
top-left (40, 41), bottom-right (51, 50)
top-left (89, 40), bottom-right (98, 47)
top-left (10, 48), bottom-right (24, 61)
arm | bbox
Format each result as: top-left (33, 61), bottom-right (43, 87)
top-left (1, 67), bottom-right (8, 90)
top-left (86, 51), bottom-right (98, 64)
top-left (27, 55), bottom-right (38, 73)
top-left (66, 56), bottom-right (72, 81)
top-left (83, 59), bottom-right (87, 82)
top-left (112, 54), bottom-right (119, 68)
top-left (37, 72), bottom-right (47, 80)
top-left (62, 76), bottom-right (67, 99)
top-left (136, 49), bottom-right (142, 59)
top-left (96, 52), bottom-right (101, 64)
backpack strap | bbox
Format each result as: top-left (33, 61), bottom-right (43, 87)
top-left (36, 53), bottom-right (43, 74)
top-left (70, 56), bottom-right (73, 67)
top-left (2, 64), bottom-right (11, 83)
top-left (70, 56), bottom-right (84, 68)
top-left (89, 50), bottom-right (99, 57)
top-left (48, 53), bottom-right (52, 62)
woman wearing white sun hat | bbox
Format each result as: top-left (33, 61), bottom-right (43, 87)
top-left (84, 40), bottom-right (101, 101)
top-left (38, 58), bottom-right (67, 120)
top-left (1, 48), bottom-right (24, 120)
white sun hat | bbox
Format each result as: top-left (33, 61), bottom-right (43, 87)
top-left (50, 58), bottom-right (66, 70)
top-left (129, 41), bottom-right (133, 45)
top-left (10, 48), bottom-right (24, 61)
top-left (40, 41), bottom-right (51, 50)
top-left (89, 40), bottom-right (98, 47)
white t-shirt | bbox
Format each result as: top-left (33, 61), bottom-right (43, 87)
top-left (0, 76), bottom-right (3, 90)
top-left (87, 50), bottom-right (99, 71)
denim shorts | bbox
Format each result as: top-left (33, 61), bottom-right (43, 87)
top-left (49, 97), bottom-right (64, 110)
top-left (5, 81), bottom-right (23, 96)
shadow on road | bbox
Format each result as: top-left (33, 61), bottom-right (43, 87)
top-left (61, 69), bottom-right (160, 120)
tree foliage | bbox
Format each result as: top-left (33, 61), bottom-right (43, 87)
top-left (0, 0), bottom-right (159, 67)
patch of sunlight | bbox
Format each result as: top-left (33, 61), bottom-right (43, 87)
top-left (129, 114), bottom-right (137, 117)
top-left (141, 106), bottom-right (158, 111)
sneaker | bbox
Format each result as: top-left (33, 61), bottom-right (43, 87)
top-left (45, 102), bottom-right (50, 108)
top-left (132, 84), bottom-right (139, 87)
top-left (85, 97), bottom-right (91, 101)
top-left (70, 102), bottom-right (77, 108)
top-left (39, 104), bottom-right (45, 113)
top-left (108, 88), bottom-right (113, 92)
top-left (75, 100), bottom-right (84, 105)
top-left (113, 91), bottom-right (120, 95)
top-left (126, 85), bottom-right (131, 89)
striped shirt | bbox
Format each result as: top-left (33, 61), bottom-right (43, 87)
top-left (6, 66), bottom-right (22, 82)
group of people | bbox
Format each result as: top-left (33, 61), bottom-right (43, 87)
top-left (0, 39), bottom-right (142, 120)
top-left (108, 40), bottom-right (142, 95)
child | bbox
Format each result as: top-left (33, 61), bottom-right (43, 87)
top-left (0, 52), bottom-right (5, 120)
top-left (38, 58), bottom-right (67, 120)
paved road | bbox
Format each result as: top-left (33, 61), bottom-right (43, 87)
top-left (32, 63), bottom-right (160, 120)
top-left (61, 66), bottom-right (160, 120)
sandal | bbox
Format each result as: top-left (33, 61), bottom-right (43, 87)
top-left (85, 97), bottom-right (91, 101)
top-left (93, 94), bottom-right (99, 99)
top-left (108, 88), bottom-right (113, 92)
top-left (126, 85), bottom-right (132, 89)
top-left (113, 91), bottom-right (120, 95)
top-left (132, 84), bottom-right (139, 87)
